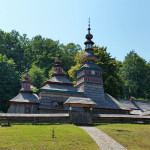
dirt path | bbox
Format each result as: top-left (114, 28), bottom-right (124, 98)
top-left (79, 126), bottom-right (127, 150)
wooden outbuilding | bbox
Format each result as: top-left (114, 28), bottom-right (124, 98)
top-left (8, 69), bottom-right (39, 113)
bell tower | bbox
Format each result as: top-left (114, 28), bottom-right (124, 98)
top-left (77, 19), bottom-right (105, 107)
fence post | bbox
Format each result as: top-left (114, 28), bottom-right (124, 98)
top-left (32, 117), bottom-right (37, 125)
top-left (69, 106), bottom-right (72, 123)
top-left (7, 118), bottom-right (11, 126)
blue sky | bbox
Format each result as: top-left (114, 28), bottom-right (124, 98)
top-left (0, 0), bottom-right (150, 62)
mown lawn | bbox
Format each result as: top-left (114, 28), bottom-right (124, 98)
top-left (96, 123), bottom-right (150, 150)
top-left (0, 124), bottom-right (100, 150)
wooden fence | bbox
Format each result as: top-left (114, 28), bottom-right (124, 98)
top-left (1, 113), bottom-right (150, 125)
top-left (0, 113), bottom-right (70, 125)
top-left (93, 114), bottom-right (150, 123)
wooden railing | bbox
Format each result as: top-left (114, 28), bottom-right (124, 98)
top-left (0, 113), bottom-right (70, 125)
top-left (1, 113), bottom-right (150, 125)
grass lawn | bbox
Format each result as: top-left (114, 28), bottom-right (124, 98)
top-left (0, 124), bottom-right (100, 150)
top-left (96, 123), bottom-right (150, 150)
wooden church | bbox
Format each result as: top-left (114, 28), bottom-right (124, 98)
top-left (8, 22), bottom-right (130, 114)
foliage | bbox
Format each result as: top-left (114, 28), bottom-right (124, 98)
top-left (0, 54), bottom-right (20, 112)
top-left (96, 123), bottom-right (150, 150)
top-left (94, 46), bottom-right (124, 99)
top-left (32, 87), bottom-right (39, 93)
top-left (68, 52), bottom-right (84, 84)
top-left (121, 50), bottom-right (149, 99)
top-left (145, 63), bottom-right (150, 99)
top-left (0, 124), bottom-right (99, 150)
top-left (48, 67), bottom-right (54, 79)
top-left (59, 43), bottom-right (82, 79)
top-left (0, 30), bottom-right (30, 76)
top-left (28, 64), bottom-right (46, 89)
top-left (0, 30), bottom-right (81, 79)
top-left (30, 35), bottom-right (59, 78)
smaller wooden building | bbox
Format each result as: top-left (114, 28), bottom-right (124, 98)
top-left (8, 69), bottom-right (39, 114)
top-left (64, 97), bottom-right (96, 124)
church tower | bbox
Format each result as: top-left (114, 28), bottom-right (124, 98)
top-left (77, 19), bottom-right (105, 107)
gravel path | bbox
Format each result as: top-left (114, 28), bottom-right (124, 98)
top-left (79, 126), bottom-right (127, 150)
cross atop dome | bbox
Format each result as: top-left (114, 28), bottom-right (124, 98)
top-left (88, 18), bottom-right (91, 34)
top-left (85, 18), bottom-right (93, 42)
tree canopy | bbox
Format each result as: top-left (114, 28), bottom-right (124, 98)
top-left (0, 54), bottom-right (20, 112)
top-left (121, 50), bottom-right (150, 99)
top-left (28, 64), bottom-right (46, 89)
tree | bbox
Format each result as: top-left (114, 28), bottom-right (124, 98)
top-left (94, 46), bottom-right (124, 99)
top-left (0, 54), bottom-right (20, 112)
top-left (58, 43), bottom-right (82, 79)
top-left (0, 30), bottom-right (30, 77)
top-left (121, 50), bottom-right (148, 99)
top-left (28, 64), bottom-right (46, 89)
top-left (30, 35), bottom-right (60, 78)
top-left (68, 52), bottom-right (84, 84)
top-left (145, 63), bottom-right (150, 99)
top-left (68, 46), bottom-right (124, 99)
top-left (49, 67), bottom-right (54, 79)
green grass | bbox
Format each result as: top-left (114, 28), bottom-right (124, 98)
top-left (0, 124), bottom-right (100, 150)
top-left (96, 123), bottom-right (150, 150)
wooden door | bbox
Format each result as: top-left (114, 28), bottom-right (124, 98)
top-left (70, 111), bottom-right (92, 125)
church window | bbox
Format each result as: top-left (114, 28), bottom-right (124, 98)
top-left (53, 102), bottom-right (57, 107)
top-left (57, 102), bottom-right (64, 108)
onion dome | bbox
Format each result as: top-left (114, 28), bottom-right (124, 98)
top-left (20, 68), bottom-right (32, 93)
top-left (81, 18), bottom-right (98, 63)
top-left (52, 54), bottom-right (65, 77)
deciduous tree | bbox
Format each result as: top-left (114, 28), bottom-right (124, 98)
top-left (0, 54), bottom-right (20, 112)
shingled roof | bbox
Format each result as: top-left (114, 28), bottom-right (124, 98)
top-left (80, 63), bottom-right (102, 69)
top-left (48, 76), bottom-right (73, 84)
top-left (40, 75), bottom-right (77, 92)
top-left (64, 97), bottom-right (96, 107)
top-left (41, 83), bottom-right (77, 92)
top-left (120, 99), bottom-right (150, 112)
top-left (9, 93), bottom-right (39, 104)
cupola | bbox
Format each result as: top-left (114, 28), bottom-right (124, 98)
top-left (52, 54), bottom-right (65, 77)
top-left (20, 68), bottom-right (32, 93)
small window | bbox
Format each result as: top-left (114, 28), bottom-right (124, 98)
top-left (53, 102), bottom-right (57, 108)
top-left (57, 102), bottom-right (64, 108)
top-left (25, 108), bottom-right (30, 114)
top-left (86, 44), bottom-right (92, 49)
top-left (52, 102), bottom-right (64, 108)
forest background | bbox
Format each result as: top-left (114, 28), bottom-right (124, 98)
top-left (0, 30), bottom-right (150, 112)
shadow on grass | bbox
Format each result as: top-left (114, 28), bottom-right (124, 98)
top-left (93, 122), bottom-right (147, 127)
top-left (0, 123), bottom-right (70, 126)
